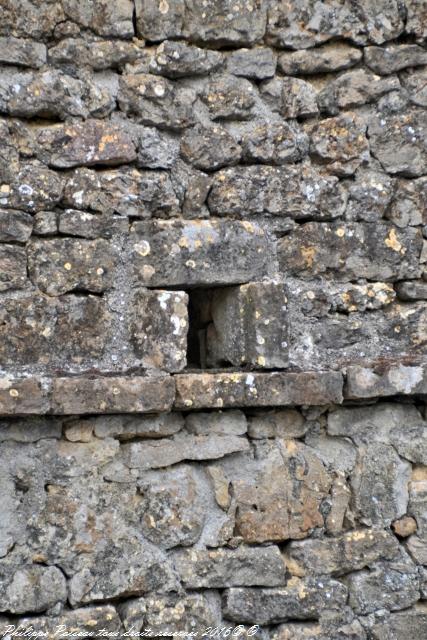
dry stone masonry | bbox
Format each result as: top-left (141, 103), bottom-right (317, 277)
top-left (0, 1), bottom-right (427, 638)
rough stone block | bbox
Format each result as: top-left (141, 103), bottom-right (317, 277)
top-left (0, 163), bottom-right (63, 214)
top-left (119, 430), bottom-right (249, 471)
top-left (58, 210), bottom-right (128, 239)
top-left (227, 47), bottom-right (276, 79)
top-left (206, 281), bottom-right (288, 369)
top-left (119, 592), bottom-right (221, 636)
top-left (286, 529), bottom-right (400, 577)
top-left (407, 479), bottom-right (427, 565)
top-left (130, 219), bottom-right (271, 287)
top-left (150, 41), bottom-right (223, 78)
top-left (0, 565), bottom-right (66, 615)
top-left (185, 410), bottom-right (247, 436)
top-left (35, 120), bottom-right (137, 168)
top-left (175, 371), bottom-right (343, 409)
top-left (0, 36), bottom-right (46, 68)
top-left (328, 403), bottom-right (427, 465)
top-left (48, 38), bottom-right (144, 71)
top-left (50, 376), bottom-right (175, 414)
top-left (15, 606), bottom-right (121, 639)
top-left (201, 75), bottom-right (256, 121)
top-left (91, 413), bottom-right (184, 439)
top-left (278, 43), bottom-right (362, 75)
top-left (118, 73), bottom-right (196, 130)
top-left (173, 545), bottom-right (287, 588)
top-left (63, 167), bottom-right (179, 217)
top-left (365, 44), bottom-right (427, 75)
top-left (27, 238), bottom-right (118, 296)
top-left (248, 409), bottom-right (307, 439)
top-left (369, 109), bottom-right (427, 177)
top-left (222, 578), bottom-right (348, 625)
top-left (135, 0), bottom-right (266, 47)
top-left (0, 294), bottom-right (110, 371)
top-left (345, 364), bottom-right (427, 398)
top-left (180, 123), bottom-right (242, 171)
top-left (369, 605), bottom-right (427, 640)
top-left (241, 122), bottom-right (309, 165)
top-left (0, 245), bottom-right (27, 291)
top-left (0, 378), bottom-right (50, 416)
top-left (278, 222), bottom-right (422, 281)
top-left (0, 209), bottom-right (33, 243)
top-left (317, 69), bottom-right (399, 115)
top-left (208, 165), bottom-right (346, 219)
top-left (131, 289), bottom-right (188, 372)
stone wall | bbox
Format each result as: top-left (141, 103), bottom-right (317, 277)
top-left (0, 1), bottom-right (427, 638)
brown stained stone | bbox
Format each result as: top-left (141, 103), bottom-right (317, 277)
top-left (174, 371), bottom-right (343, 409)
top-left (0, 377), bottom-right (49, 415)
top-left (35, 120), bottom-right (137, 169)
top-left (392, 516), bottom-right (418, 537)
top-left (50, 376), bottom-right (175, 414)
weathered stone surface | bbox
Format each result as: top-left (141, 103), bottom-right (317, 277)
top-left (137, 464), bottom-right (208, 548)
top-left (396, 281), bottom-right (427, 300)
top-left (387, 177), bottom-right (427, 227)
top-left (369, 604), bottom-right (427, 639)
top-left (223, 578), bottom-right (348, 625)
top-left (227, 48), bottom-right (276, 79)
top-left (365, 45), bottom-right (427, 75)
top-left (33, 211), bottom-right (57, 236)
top-left (0, 68), bottom-right (113, 120)
top-left (318, 69), bottom-right (399, 115)
top-left (347, 552), bottom-right (420, 614)
top-left (266, 0), bottom-right (404, 49)
top-left (150, 40), bottom-right (223, 78)
top-left (202, 75), bottom-right (256, 121)
top-left (0, 245), bottom-right (27, 292)
top-left (50, 376), bottom-right (175, 414)
top-left (210, 439), bottom-right (331, 543)
top-left (241, 122), bottom-right (309, 165)
top-left (175, 371), bottom-right (343, 409)
top-left (328, 403), bottom-right (427, 465)
top-left (402, 67), bottom-right (427, 108)
top-left (305, 433), bottom-right (356, 476)
top-left (180, 123), bottom-right (241, 171)
top-left (49, 37), bottom-right (144, 70)
top-left (346, 169), bottom-right (394, 222)
top-left (0, 378), bottom-right (50, 416)
top-left (130, 219), bottom-right (271, 287)
top-left (131, 289), bottom-right (188, 372)
top-left (309, 114), bottom-right (369, 177)
top-left (118, 74), bottom-right (196, 130)
top-left (345, 366), bottom-right (427, 399)
top-left (278, 222), bottom-right (422, 281)
top-left (0, 163), bottom-right (63, 213)
top-left (0, 294), bottom-right (110, 371)
top-left (0, 564), bottom-right (66, 615)
top-left (0, 36), bottom-right (46, 68)
top-left (173, 545), bottom-right (286, 588)
top-left (407, 479), bottom-right (427, 565)
top-left (279, 43), bottom-right (362, 75)
top-left (369, 109), bottom-right (427, 177)
top-left (208, 165), bottom-right (346, 219)
top-left (135, 0), bottom-right (266, 47)
top-left (119, 592), bottom-right (221, 635)
top-left (185, 410), bottom-right (247, 436)
top-left (248, 409), bottom-right (307, 439)
top-left (80, 413), bottom-right (183, 440)
top-left (0, 209), bottom-right (32, 243)
top-left (351, 443), bottom-right (411, 526)
top-left (63, 167), bottom-right (179, 217)
top-left (260, 77), bottom-right (314, 118)
top-left (35, 120), bottom-right (136, 169)
top-left (0, 417), bottom-right (61, 442)
top-left (15, 606), bottom-right (122, 640)
top-left (392, 515), bottom-right (417, 538)
top-left (206, 281), bottom-right (288, 369)
top-left (28, 238), bottom-right (118, 296)
top-left (286, 529), bottom-right (400, 577)
top-left (119, 430), bottom-right (249, 472)
top-left (58, 209), bottom-right (128, 239)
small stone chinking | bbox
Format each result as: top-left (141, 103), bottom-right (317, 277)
top-left (0, 0), bottom-right (427, 638)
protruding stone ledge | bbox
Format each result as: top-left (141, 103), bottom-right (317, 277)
top-left (345, 364), bottom-right (427, 399)
top-left (174, 371), bottom-right (343, 409)
top-left (0, 376), bottom-right (175, 416)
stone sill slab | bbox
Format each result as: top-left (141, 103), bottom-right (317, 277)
top-left (0, 363), bottom-right (426, 415)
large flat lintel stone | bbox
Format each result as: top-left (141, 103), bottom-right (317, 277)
top-left (174, 371), bottom-right (343, 409)
top-left (345, 363), bottom-right (427, 399)
top-left (0, 377), bottom-right (50, 415)
top-left (50, 376), bottom-right (175, 414)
